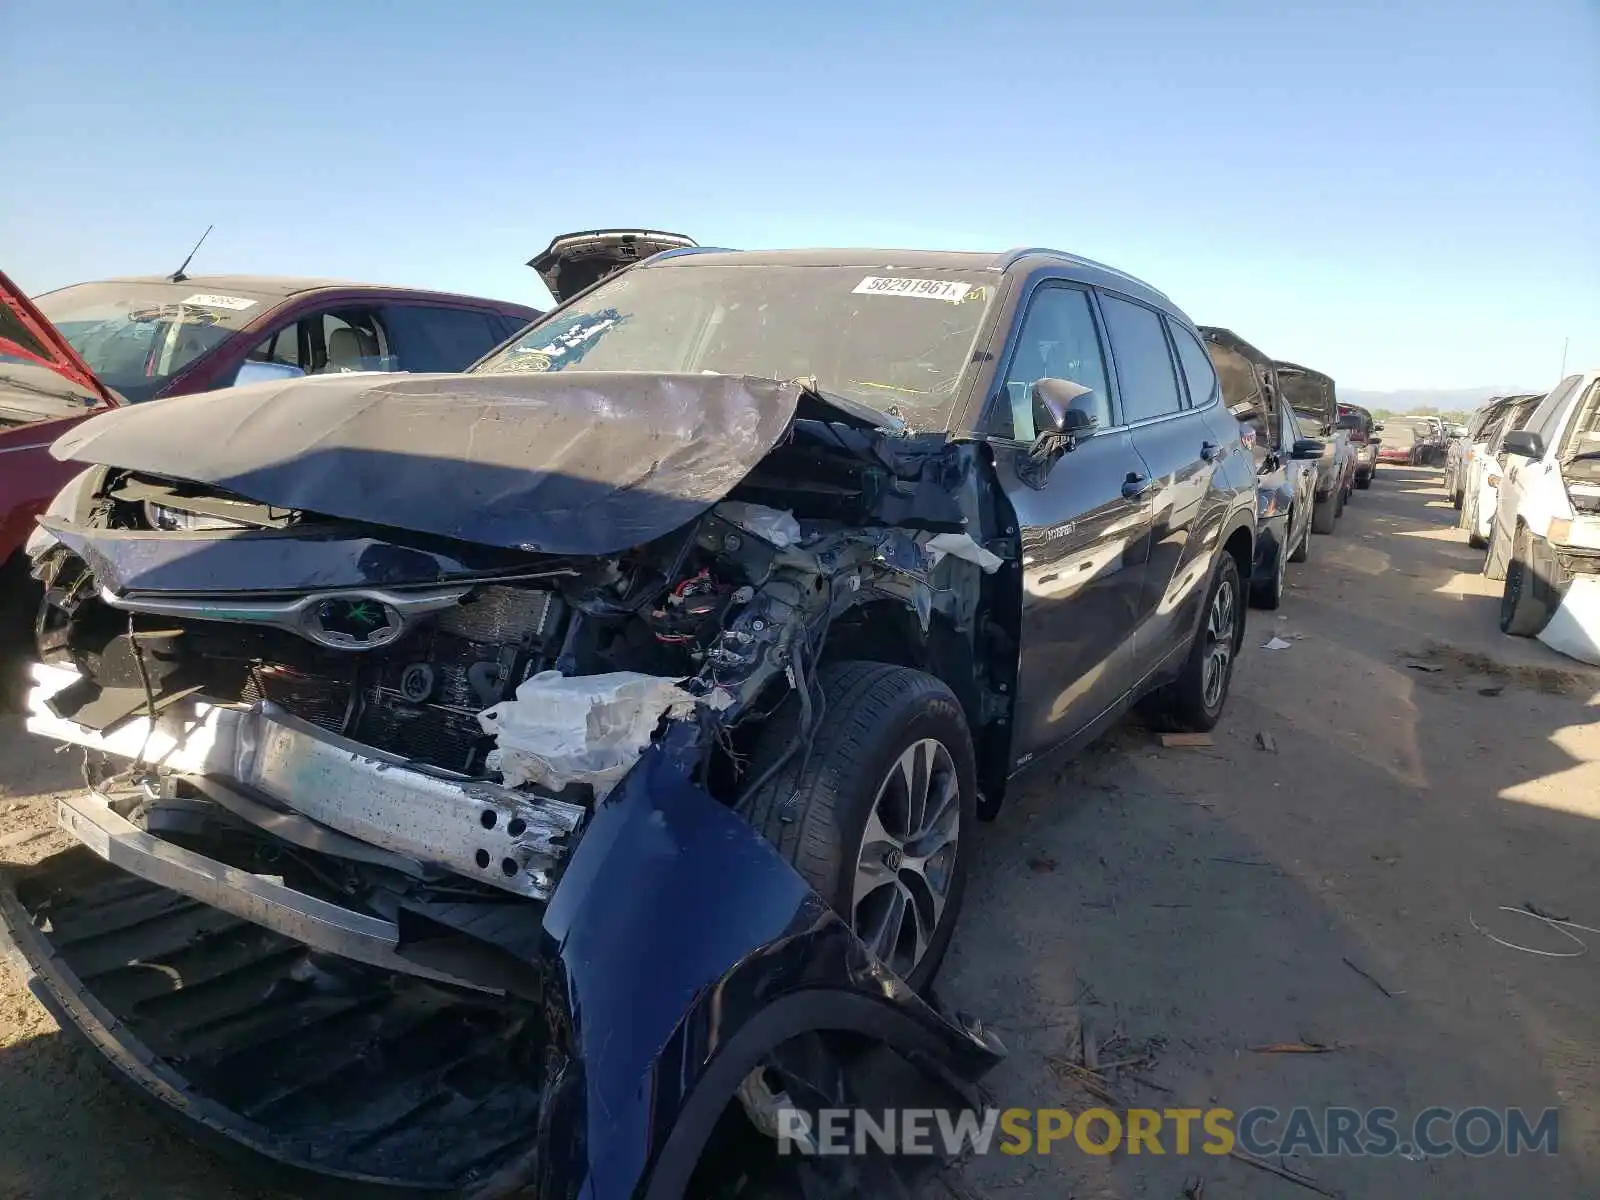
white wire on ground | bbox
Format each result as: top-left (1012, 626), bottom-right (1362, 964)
top-left (1468, 906), bottom-right (1600, 958)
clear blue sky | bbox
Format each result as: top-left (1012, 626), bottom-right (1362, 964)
top-left (3, 0), bottom-right (1595, 392)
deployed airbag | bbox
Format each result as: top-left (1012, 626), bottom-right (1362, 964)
top-left (51, 371), bottom-right (805, 555)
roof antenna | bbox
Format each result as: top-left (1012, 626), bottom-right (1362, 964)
top-left (168, 224), bottom-right (214, 283)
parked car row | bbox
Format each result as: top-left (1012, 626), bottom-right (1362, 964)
top-left (4, 236), bottom-right (1268, 1197)
top-left (1459, 374), bottom-right (1600, 664)
top-left (1200, 329), bottom-right (1363, 610)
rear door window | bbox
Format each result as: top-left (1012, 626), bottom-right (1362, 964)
top-left (386, 305), bottom-right (512, 373)
top-left (1099, 294), bottom-right (1183, 423)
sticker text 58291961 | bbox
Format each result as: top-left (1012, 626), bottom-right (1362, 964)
top-left (182, 293), bottom-right (258, 311)
top-left (853, 277), bottom-right (982, 304)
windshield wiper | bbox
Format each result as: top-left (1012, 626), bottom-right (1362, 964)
top-left (0, 369), bottom-right (93, 407)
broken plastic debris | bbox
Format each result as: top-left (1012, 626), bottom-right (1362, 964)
top-left (1263, 636), bottom-right (1292, 650)
top-left (478, 670), bottom-right (700, 798)
top-left (924, 532), bottom-right (1004, 574)
top-left (716, 501), bottom-right (801, 548)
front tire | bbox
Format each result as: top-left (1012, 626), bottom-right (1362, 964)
top-left (1311, 492), bottom-right (1338, 534)
top-left (0, 558), bottom-right (39, 714)
top-left (745, 661), bottom-right (976, 992)
top-left (1250, 539), bottom-right (1286, 610)
top-left (1484, 521), bottom-right (1509, 581)
top-left (1500, 526), bottom-right (1555, 637)
top-left (1288, 510), bottom-right (1310, 563)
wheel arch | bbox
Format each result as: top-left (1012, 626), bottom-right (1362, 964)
top-left (816, 598), bottom-right (1012, 814)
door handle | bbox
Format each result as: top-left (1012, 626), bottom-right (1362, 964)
top-left (1122, 473), bottom-right (1157, 501)
top-left (1201, 441), bottom-right (1222, 463)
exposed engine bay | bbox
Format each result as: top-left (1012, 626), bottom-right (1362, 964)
top-left (31, 393), bottom-right (1014, 812)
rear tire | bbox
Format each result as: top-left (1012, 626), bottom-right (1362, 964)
top-left (1311, 493), bottom-right (1338, 534)
top-left (1451, 486), bottom-right (1464, 510)
top-left (1142, 552), bottom-right (1244, 733)
top-left (1500, 526), bottom-right (1555, 638)
top-left (1355, 472), bottom-right (1371, 490)
top-left (744, 661), bottom-right (976, 992)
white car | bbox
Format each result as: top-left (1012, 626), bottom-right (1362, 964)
top-left (1484, 369), bottom-right (1600, 662)
top-left (1457, 393), bottom-right (1544, 548)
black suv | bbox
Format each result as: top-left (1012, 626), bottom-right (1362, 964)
top-left (16, 243), bottom-right (1256, 1197)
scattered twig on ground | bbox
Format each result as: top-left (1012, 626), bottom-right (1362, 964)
top-left (1044, 1057), bottom-right (1125, 1107)
top-left (940, 1174), bottom-right (988, 1200)
top-left (1477, 683), bottom-right (1505, 696)
top-left (1159, 732), bottom-right (1214, 748)
top-left (1129, 1071), bottom-right (1173, 1094)
top-left (1210, 856), bottom-right (1280, 869)
top-left (1227, 1147), bottom-right (1342, 1197)
top-left (1255, 730), bottom-right (1278, 752)
top-left (1026, 856), bottom-right (1058, 873)
top-left (1342, 955), bottom-right (1405, 997)
top-left (1249, 1041), bottom-right (1340, 1054)
top-left (1081, 1024), bottom-right (1099, 1070)
top-left (1182, 1176), bottom-right (1205, 1200)
top-left (1403, 661), bottom-right (1443, 673)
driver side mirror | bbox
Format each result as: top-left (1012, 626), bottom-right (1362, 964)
top-left (233, 360), bottom-right (306, 388)
top-left (1373, 422), bottom-right (1385, 432)
top-left (1501, 429), bottom-right (1545, 460)
top-left (1016, 378), bottom-right (1099, 489)
top-left (1291, 438), bottom-right (1325, 460)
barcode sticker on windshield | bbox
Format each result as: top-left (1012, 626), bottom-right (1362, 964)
top-left (853, 277), bottom-right (976, 304)
top-left (182, 293), bottom-right (258, 311)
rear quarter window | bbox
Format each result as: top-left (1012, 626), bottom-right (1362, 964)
top-left (1168, 320), bottom-right (1219, 407)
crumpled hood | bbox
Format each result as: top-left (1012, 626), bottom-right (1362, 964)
top-left (51, 370), bottom-right (804, 555)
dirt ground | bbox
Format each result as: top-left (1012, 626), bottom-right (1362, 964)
top-left (3, 465), bottom-right (1597, 1200)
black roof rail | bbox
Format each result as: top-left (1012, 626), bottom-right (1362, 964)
top-left (993, 246), bottom-right (1170, 300)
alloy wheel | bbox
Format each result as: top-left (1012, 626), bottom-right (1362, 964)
top-left (852, 738), bottom-right (960, 978)
top-left (1202, 576), bottom-right (1236, 711)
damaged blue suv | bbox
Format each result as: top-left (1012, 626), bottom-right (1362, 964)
top-left (6, 234), bottom-right (1254, 1198)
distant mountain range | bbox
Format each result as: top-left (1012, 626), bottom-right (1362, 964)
top-left (1340, 387), bottom-right (1542, 413)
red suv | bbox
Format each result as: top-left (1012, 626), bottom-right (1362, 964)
top-left (0, 268), bottom-right (541, 705)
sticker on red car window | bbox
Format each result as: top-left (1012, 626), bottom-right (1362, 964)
top-left (852, 277), bottom-right (981, 304)
top-left (181, 293), bottom-right (258, 311)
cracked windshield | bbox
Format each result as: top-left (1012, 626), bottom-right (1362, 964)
top-left (475, 263), bottom-right (995, 429)
top-left (33, 281), bottom-right (266, 403)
